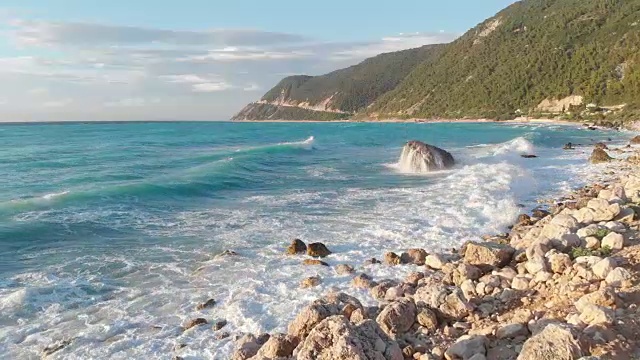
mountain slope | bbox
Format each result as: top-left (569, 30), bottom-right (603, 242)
top-left (366, 0), bottom-right (640, 121)
top-left (231, 44), bottom-right (445, 120)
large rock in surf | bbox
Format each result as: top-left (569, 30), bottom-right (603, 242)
top-left (589, 148), bottom-right (612, 164)
top-left (398, 141), bottom-right (455, 173)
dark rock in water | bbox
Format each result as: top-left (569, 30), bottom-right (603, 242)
top-left (521, 154), bottom-right (538, 158)
top-left (287, 238), bottom-right (307, 255)
top-left (307, 242), bottom-right (331, 258)
top-left (217, 250), bottom-right (239, 257)
top-left (213, 319), bottom-right (228, 331)
top-left (399, 140), bottom-right (455, 173)
top-left (184, 318), bottom-right (208, 330)
top-left (303, 259), bottom-right (329, 266)
top-left (364, 257), bottom-right (381, 265)
top-left (563, 142), bottom-right (574, 150)
top-left (517, 214), bottom-right (533, 226)
top-left (594, 142), bottom-right (608, 150)
top-left (43, 339), bottom-right (72, 357)
top-left (589, 148), bottom-right (613, 164)
top-left (631, 135), bottom-right (640, 144)
top-left (196, 299), bottom-right (217, 310)
top-left (384, 252), bottom-right (401, 266)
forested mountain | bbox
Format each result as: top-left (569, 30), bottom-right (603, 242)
top-left (234, 0), bottom-right (640, 123)
top-left (231, 44), bottom-right (445, 120)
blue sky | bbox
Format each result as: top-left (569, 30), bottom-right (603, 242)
top-left (0, 0), bottom-right (516, 121)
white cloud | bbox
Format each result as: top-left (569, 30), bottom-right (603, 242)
top-left (28, 87), bottom-right (49, 95)
top-left (192, 82), bottom-right (232, 92)
top-left (243, 83), bottom-right (261, 92)
top-left (329, 32), bottom-right (458, 60)
top-left (104, 97), bottom-right (160, 107)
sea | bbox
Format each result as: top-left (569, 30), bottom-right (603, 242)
top-left (0, 121), bottom-right (629, 359)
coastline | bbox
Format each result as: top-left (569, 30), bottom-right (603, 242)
top-left (233, 117), bottom-right (591, 127)
top-left (213, 140), bottom-right (640, 360)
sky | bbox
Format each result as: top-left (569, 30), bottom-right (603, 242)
top-left (0, 0), bottom-right (517, 121)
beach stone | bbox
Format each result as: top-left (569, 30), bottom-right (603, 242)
top-left (254, 333), bottom-right (298, 358)
top-left (460, 279), bottom-right (477, 299)
top-left (525, 254), bottom-right (548, 274)
top-left (604, 221), bottom-right (626, 233)
top-left (601, 232), bottom-right (624, 250)
top-left (404, 272), bottom-right (425, 286)
top-left (496, 323), bottom-right (529, 339)
top-left (589, 148), bottom-right (612, 164)
top-left (401, 248), bottom-right (428, 265)
top-left (577, 224), bottom-right (599, 238)
top-left (511, 275), bottom-right (530, 290)
top-left (352, 273), bottom-right (376, 289)
top-left (548, 253), bottom-right (572, 274)
top-left (287, 239), bottom-right (306, 255)
top-left (605, 267), bottom-right (631, 287)
top-left (303, 259), bottom-right (329, 266)
top-left (517, 324), bottom-right (582, 360)
top-left (296, 315), bottom-right (403, 360)
top-left (575, 288), bottom-right (617, 312)
top-left (300, 276), bottom-right (322, 288)
top-left (414, 283), bottom-right (471, 321)
top-left (444, 335), bottom-right (487, 360)
top-left (579, 304), bottom-right (614, 326)
top-left (592, 258), bottom-right (616, 279)
top-left (586, 198), bottom-right (621, 222)
top-left (217, 250), bottom-right (239, 257)
top-left (307, 243), bottom-right (331, 258)
top-left (212, 319), bottom-right (227, 331)
top-left (631, 135), bottom-right (640, 144)
top-left (288, 292), bottom-right (364, 340)
top-left (232, 334), bottom-right (263, 360)
top-left (184, 318), bottom-right (207, 330)
top-left (463, 242), bottom-right (514, 268)
top-left (614, 207), bottom-right (636, 223)
top-left (585, 237), bottom-right (600, 249)
top-left (376, 298), bottom-right (416, 336)
top-left (335, 264), bottom-right (355, 275)
top-left (416, 307), bottom-right (439, 332)
top-left (196, 299), bottom-right (216, 310)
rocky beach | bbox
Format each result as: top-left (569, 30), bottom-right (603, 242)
top-left (172, 137), bottom-right (640, 360)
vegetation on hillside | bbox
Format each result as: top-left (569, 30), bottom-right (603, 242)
top-left (367, 0), bottom-right (640, 121)
top-left (232, 103), bottom-right (350, 121)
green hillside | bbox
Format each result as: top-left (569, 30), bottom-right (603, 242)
top-left (231, 44), bottom-right (444, 120)
top-left (366, 0), bottom-right (640, 122)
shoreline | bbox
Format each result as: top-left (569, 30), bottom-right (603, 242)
top-left (233, 117), bottom-right (594, 127)
top-left (214, 140), bottom-right (640, 360)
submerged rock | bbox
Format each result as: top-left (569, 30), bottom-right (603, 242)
top-left (307, 243), bottom-right (332, 258)
top-left (398, 140), bottom-right (455, 173)
top-left (184, 318), bottom-right (208, 330)
top-left (196, 299), bottom-right (217, 310)
top-left (287, 238), bottom-right (307, 255)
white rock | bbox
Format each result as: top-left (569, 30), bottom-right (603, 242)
top-left (511, 276), bottom-right (530, 290)
top-left (445, 335), bottom-right (487, 360)
top-left (579, 304), bottom-right (615, 326)
top-left (550, 214), bottom-right (579, 228)
top-left (602, 232), bottom-right (624, 250)
top-left (574, 256), bottom-right (602, 266)
top-left (585, 236), bottom-right (600, 249)
top-left (496, 323), bottom-right (528, 339)
top-left (592, 258), bottom-right (616, 279)
top-left (424, 254), bottom-right (446, 270)
top-left (525, 254), bottom-right (548, 274)
top-left (614, 207), bottom-right (636, 223)
top-left (604, 221), bottom-right (626, 233)
top-left (577, 224), bottom-right (599, 238)
top-left (548, 253), bottom-right (572, 274)
top-left (534, 271), bottom-right (553, 283)
top-left (605, 267), bottom-right (631, 287)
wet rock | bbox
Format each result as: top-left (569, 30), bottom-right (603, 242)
top-left (400, 141), bottom-right (455, 172)
top-left (300, 276), bottom-right (322, 288)
top-left (352, 273), bottom-right (377, 289)
top-left (214, 332), bottom-right (230, 340)
top-left (287, 239), bottom-right (307, 255)
top-left (521, 154), bottom-right (538, 158)
top-left (601, 232), bottom-right (624, 250)
top-left (594, 142), bottom-right (607, 150)
top-left (232, 334), bottom-right (266, 360)
top-left (184, 318), bottom-right (208, 330)
top-left (196, 299), bottom-right (217, 310)
top-left (365, 257), bottom-right (382, 265)
top-left (217, 250), bottom-right (239, 257)
top-left (376, 298), bottom-right (416, 336)
top-left (404, 272), bottom-right (425, 286)
top-left (589, 148), bottom-right (612, 164)
top-left (43, 339), bottom-right (72, 357)
top-left (385, 252), bottom-right (402, 266)
top-left (288, 292), bottom-right (363, 340)
top-left (463, 242), bottom-right (514, 268)
top-left (302, 259), bottom-right (329, 266)
top-left (335, 264), bottom-right (355, 275)
top-left (517, 324), bottom-right (582, 360)
top-left (307, 243), bottom-right (332, 258)
top-left (296, 315), bottom-right (403, 360)
top-left (533, 209), bottom-right (551, 219)
top-left (401, 248), bottom-right (428, 265)
top-left (254, 333), bottom-right (298, 358)
top-left (444, 335), bottom-right (487, 360)
top-left (630, 135), bottom-right (640, 144)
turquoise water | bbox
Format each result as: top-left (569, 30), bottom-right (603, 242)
top-left (0, 121), bottom-right (625, 358)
